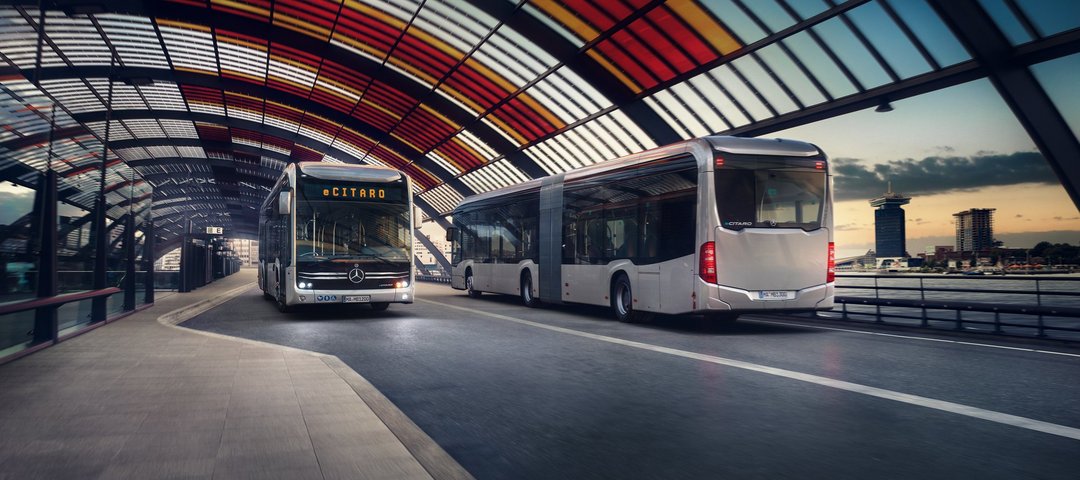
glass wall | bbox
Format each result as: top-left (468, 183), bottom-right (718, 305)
top-left (0, 179), bottom-right (39, 355)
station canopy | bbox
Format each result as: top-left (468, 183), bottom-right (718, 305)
top-left (0, 0), bottom-right (1076, 250)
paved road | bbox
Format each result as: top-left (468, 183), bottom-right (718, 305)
top-left (182, 282), bottom-right (1080, 479)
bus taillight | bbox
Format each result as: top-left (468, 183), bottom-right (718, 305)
top-left (827, 242), bottom-right (835, 283)
top-left (700, 242), bottom-right (717, 283)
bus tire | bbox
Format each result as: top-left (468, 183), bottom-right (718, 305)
top-left (371, 302), bottom-right (390, 311)
top-left (276, 296), bottom-right (292, 313)
top-left (611, 274), bottom-right (651, 323)
top-left (521, 271), bottom-right (540, 308)
top-left (263, 290), bottom-right (274, 300)
top-left (466, 269), bottom-right (482, 298)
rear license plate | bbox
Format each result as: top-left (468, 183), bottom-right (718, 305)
top-left (757, 290), bottom-right (795, 301)
top-left (343, 295), bottom-right (370, 303)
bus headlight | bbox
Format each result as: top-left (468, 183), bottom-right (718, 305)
top-left (395, 280), bottom-right (409, 288)
top-left (298, 282), bottom-right (310, 289)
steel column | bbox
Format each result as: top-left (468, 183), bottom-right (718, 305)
top-left (32, 170), bottom-right (58, 344)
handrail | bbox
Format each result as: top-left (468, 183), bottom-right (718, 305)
top-left (835, 296), bottom-right (1080, 317)
top-left (0, 287), bottom-right (122, 316)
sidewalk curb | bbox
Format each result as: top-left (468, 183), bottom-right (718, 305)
top-left (155, 279), bottom-right (474, 480)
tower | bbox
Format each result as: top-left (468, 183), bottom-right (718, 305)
top-left (869, 182), bottom-right (911, 258)
top-left (953, 208), bottom-right (995, 253)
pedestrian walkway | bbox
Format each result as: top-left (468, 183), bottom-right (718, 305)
top-left (0, 269), bottom-right (470, 480)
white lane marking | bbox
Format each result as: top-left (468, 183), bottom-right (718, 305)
top-left (747, 318), bottom-right (1080, 359)
top-left (419, 298), bottom-right (1080, 442)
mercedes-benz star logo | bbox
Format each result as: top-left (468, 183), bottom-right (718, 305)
top-left (348, 268), bottom-right (365, 284)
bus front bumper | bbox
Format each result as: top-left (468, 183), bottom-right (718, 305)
top-left (291, 287), bottom-right (415, 305)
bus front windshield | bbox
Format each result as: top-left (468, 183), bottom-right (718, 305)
top-left (715, 155), bottom-right (826, 231)
top-left (295, 182), bottom-right (410, 264)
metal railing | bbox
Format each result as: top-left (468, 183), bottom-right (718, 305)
top-left (829, 274), bottom-right (1080, 341)
top-left (0, 287), bottom-right (124, 365)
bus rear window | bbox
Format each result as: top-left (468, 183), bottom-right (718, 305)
top-left (715, 156), bottom-right (826, 231)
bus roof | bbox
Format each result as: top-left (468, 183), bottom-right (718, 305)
top-left (453, 136), bottom-right (823, 212)
top-left (297, 161), bottom-right (405, 183)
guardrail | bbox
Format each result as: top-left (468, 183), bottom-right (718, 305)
top-left (416, 275), bottom-right (451, 284)
top-left (829, 274), bottom-right (1080, 341)
top-left (0, 287), bottom-right (127, 365)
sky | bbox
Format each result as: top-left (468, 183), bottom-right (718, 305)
top-left (772, 74), bottom-right (1080, 258)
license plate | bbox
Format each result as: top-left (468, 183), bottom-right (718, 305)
top-left (343, 295), bottom-right (370, 303)
top-left (757, 290), bottom-right (795, 301)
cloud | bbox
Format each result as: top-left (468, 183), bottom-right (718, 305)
top-left (832, 151), bottom-right (1058, 201)
top-left (0, 191), bottom-right (34, 225)
top-left (834, 223), bottom-right (862, 231)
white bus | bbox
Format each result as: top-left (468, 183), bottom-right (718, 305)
top-left (259, 162), bottom-right (415, 313)
top-left (446, 136), bottom-right (834, 322)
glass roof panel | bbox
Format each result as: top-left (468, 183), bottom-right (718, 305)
top-left (176, 146), bottom-right (207, 158)
top-left (128, 83), bottom-right (179, 111)
top-left (702, 0), bottom-right (767, 44)
top-left (687, 73), bottom-right (749, 129)
top-left (459, 158), bottom-right (530, 194)
top-left (217, 32), bottom-right (268, 83)
top-left (731, 55), bottom-right (798, 115)
top-left (414, 1), bottom-right (495, 54)
top-left (781, 31), bottom-right (857, 99)
top-left (97, 14), bottom-right (169, 69)
top-left (786, 0), bottom-right (830, 20)
top-left (519, 2), bottom-right (583, 47)
top-left (0, 9), bottom-right (55, 69)
top-left (813, 17), bottom-right (890, 90)
top-left (848, 2), bottom-right (932, 79)
top-left (122, 119), bottom-right (166, 138)
top-left (976, 0), bottom-right (1032, 45)
top-left (425, 151), bottom-right (458, 174)
top-left (44, 14), bottom-right (111, 66)
top-left (157, 20), bottom-right (218, 74)
top-left (644, 91), bottom-right (699, 140)
top-left (1015, 0), bottom-right (1080, 38)
top-left (711, 64), bottom-right (771, 122)
top-left (890, 0), bottom-right (970, 67)
top-left (419, 183), bottom-right (463, 215)
top-left (755, 43), bottom-right (827, 107)
top-left (1030, 53), bottom-right (1080, 142)
top-left (742, 0), bottom-right (798, 33)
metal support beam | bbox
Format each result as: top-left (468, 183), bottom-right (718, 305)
top-left (123, 211), bottom-right (136, 311)
top-left (144, 219), bottom-right (154, 304)
top-left (930, 0), bottom-right (1080, 211)
top-left (32, 170), bottom-right (58, 344)
top-left (413, 228), bottom-right (451, 274)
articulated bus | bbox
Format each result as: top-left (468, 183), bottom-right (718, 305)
top-left (259, 162), bottom-right (414, 313)
top-left (446, 136), bottom-right (834, 322)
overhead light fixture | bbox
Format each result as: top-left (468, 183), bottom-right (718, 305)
top-left (875, 100), bottom-right (894, 113)
top-left (121, 76), bottom-right (155, 87)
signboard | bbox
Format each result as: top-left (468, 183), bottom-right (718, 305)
top-left (206, 226), bottom-right (223, 235)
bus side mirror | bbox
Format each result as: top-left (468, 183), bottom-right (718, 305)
top-left (277, 191), bottom-right (291, 215)
top-left (445, 227), bottom-right (457, 242)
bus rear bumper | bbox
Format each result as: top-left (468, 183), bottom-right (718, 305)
top-left (696, 279), bottom-right (834, 313)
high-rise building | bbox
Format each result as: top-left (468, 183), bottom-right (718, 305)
top-left (953, 208), bottom-right (995, 253)
top-left (869, 182), bottom-right (911, 258)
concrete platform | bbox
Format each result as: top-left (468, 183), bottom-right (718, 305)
top-left (0, 269), bottom-right (470, 480)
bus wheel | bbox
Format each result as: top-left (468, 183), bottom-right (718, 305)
top-left (263, 290), bottom-right (274, 300)
top-left (466, 271), bottom-right (482, 298)
top-left (611, 275), bottom-right (651, 323)
top-left (521, 271), bottom-right (539, 308)
top-left (276, 296), bottom-right (292, 313)
top-left (370, 302), bottom-right (389, 311)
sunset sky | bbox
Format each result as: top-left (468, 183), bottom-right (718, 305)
top-left (774, 68), bottom-right (1080, 258)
